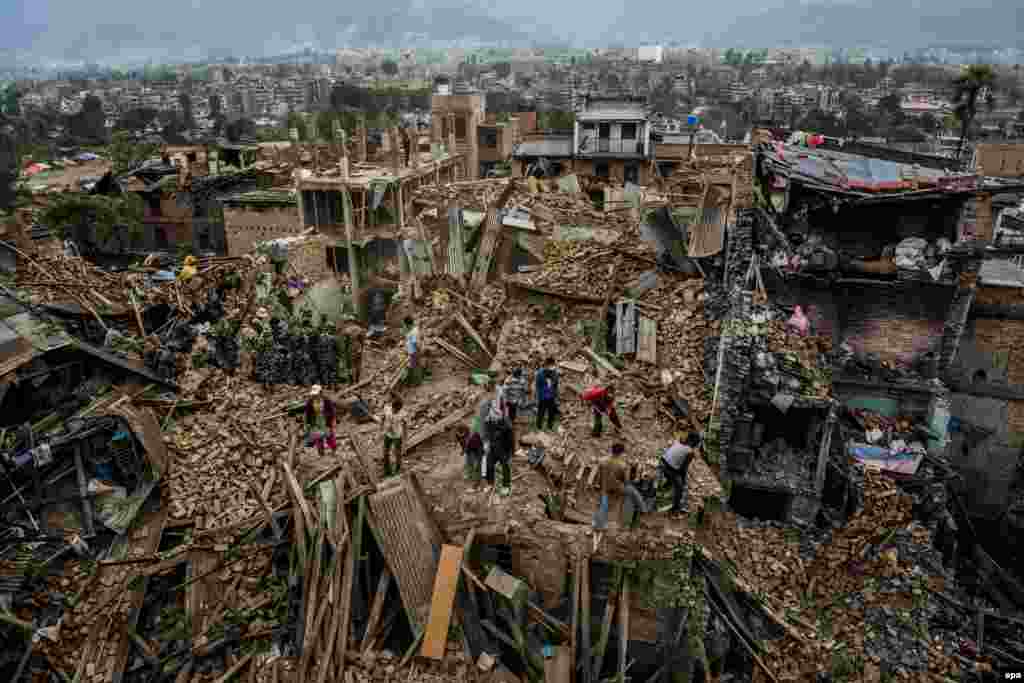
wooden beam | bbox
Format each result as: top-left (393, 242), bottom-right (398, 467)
top-left (422, 545), bottom-right (466, 659)
top-left (455, 311), bottom-right (493, 358)
top-left (619, 573), bottom-right (630, 681)
top-left (591, 566), bottom-right (622, 678)
top-left (570, 555), bottom-right (581, 683)
top-left (580, 554), bottom-right (592, 683)
top-left (361, 570), bottom-right (393, 653)
top-left (337, 535), bottom-right (356, 679)
top-left (405, 399), bottom-right (480, 453)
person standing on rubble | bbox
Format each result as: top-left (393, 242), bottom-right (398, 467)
top-left (593, 443), bottom-right (630, 547)
top-left (484, 381), bottom-right (514, 496)
top-left (304, 385), bottom-right (337, 456)
top-left (534, 357), bottom-right (560, 431)
top-left (502, 368), bottom-right (528, 424)
top-left (403, 316), bottom-right (420, 384)
top-left (660, 433), bottom-right (701, 515)
top-left (583, 384), bottom-right (621, 438)
top-left (381, 397), bottom-right (406, 477)
top-left (456, 423), bottom-right (484, 485)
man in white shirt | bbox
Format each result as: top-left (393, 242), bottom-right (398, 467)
top-left (660, 433), bottom-right (701, 514)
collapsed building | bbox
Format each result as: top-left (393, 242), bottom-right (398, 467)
top-left (6, 125), bottom-right (1024, 681)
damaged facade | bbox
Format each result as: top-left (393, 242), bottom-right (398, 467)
top-left (6, 109), bottom-right (1024, 682)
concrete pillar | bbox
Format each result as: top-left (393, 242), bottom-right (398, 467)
top-left (341, 188), bottom-right (364, 321)
top-left (467, 112), bottom-right (479, 180)
top-left (359, 120), bottom-right (368, 162)
top-left (408, 127), bottom-right (419, 170)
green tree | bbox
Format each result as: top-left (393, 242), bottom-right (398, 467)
top-left (109, 131), bottom-right (159, 176)
top-left (952, 64), bottom-right (997, 160)
top-left (1, 83), bottom-right (20, 115)
top-left (286, 113), bottom-right (307, 141)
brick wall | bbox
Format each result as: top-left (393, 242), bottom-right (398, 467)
top-left (971, 318), bottom-right (1024, 385)
top-left (224, 205), bottom-right (303, 257)
top-left (840, 288), bottom-right (950, 365)
top-left (1009, 400), bottom-right (1024, 433)
top-left (975, 285), bottom-right (1024, 307)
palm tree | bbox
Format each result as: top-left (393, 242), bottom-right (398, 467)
top-left (952, 64), bottom-right (996, 161)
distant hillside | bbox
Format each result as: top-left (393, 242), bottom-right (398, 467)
top-left (712, 0), bottom-right (1024, 50)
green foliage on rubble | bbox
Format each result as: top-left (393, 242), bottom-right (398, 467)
top-left (830, 646), bottom-right (865, 681)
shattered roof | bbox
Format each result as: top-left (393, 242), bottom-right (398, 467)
top-left (511, 137), bottom-right (574, 158)
top-left (759, 142), bottom-right (979, 196)
top-left (0, 311), bottom-right (73, 377)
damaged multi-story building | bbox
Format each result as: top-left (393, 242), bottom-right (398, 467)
top-left (705, 132), bottom-right (1024, 558)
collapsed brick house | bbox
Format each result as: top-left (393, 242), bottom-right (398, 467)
top-left (708, 136), bottom-right (1024, 532)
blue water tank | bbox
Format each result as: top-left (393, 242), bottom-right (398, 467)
top-left (687, 114), bottom-right (699, 126)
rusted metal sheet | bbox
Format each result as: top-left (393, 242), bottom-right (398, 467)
top-left (615, 301), bottom-right (637, 355)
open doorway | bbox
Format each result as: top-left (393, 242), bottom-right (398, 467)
top-left (728, 485), bottom-right (793, 522)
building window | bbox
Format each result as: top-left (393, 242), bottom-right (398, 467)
top-left (478, 127), bottom-right (498, 148)
top-left (455, 116), bottom-right (467, 140)
top-left (186, 152), bottom-right (197, 163)
top-left (598, 123), bottom-right (610, 139)
top-left (594, 161), bottom-right (609, 178)
top-left (621, 123), bottom-right (637, 140)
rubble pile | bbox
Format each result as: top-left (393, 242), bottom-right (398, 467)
top-left (759, 317), bottom-right (834, 400)
top-left (647, 278), bottom-right (718, 424)
top-left (164, 380), bottom-right (298, 527)
top-left (704, 467), bottom-right (962, 679)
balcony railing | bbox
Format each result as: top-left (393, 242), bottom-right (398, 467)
top-left (577, 137), bottom-right (645, 156)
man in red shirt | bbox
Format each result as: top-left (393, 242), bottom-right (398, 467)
top-left (583, 384), bottom-right (621, 438)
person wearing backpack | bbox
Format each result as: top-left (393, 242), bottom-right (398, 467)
top-left (534, 357), bottom-right (560, 431)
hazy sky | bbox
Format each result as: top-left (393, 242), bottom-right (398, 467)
top-left (2, 0), bottom-right (1021, 64)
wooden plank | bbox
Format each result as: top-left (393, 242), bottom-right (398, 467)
top-left (636, 316), bottom-right (657, 365)
top-left (361, 569), bottom-right (393, 653)
top-left (570, 555), bottom-right (581, 683)
top-left (580, 555), bottom-right (592, 683)
top-left (455, 312), bottom-right (493, 358)
top-left (334, 542), bottom-right (356, 681)
top-left (421, 545), bottom-right (466, 660)
top-left (405, 399), bottom-right (480, 452)
top-left (545, 645), bottom-right (573, 683)
top-left (435, 337), bottom-right (477, 368)
top-left (591, 567), bottom-right (622, 678)
top-left (581, 347), bottom-right (621, 377)
top-left (619, 573), bottom-right (630, 680)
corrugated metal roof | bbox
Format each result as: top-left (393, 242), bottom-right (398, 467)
top-left (512, 138), bottom-right (573, 158)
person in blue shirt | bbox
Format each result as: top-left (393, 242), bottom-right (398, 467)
top-left (534, 357), bottom-right (560, 431)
